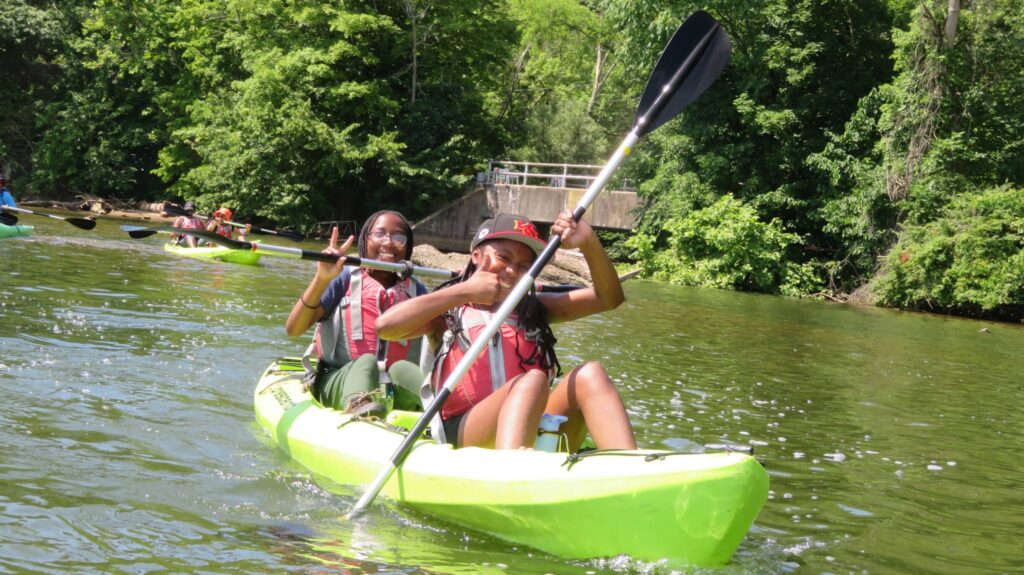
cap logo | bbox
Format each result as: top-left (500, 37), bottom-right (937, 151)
top-left (477, 227), bottom-right (490, 239)
top-left (513, 219), bottom-right (540, 240)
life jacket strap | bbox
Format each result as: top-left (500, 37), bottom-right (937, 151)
top-left (419, 330), bottom-right (456, 444)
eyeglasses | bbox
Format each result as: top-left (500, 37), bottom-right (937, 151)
top-left (368, 230), bottom-right (408, 246)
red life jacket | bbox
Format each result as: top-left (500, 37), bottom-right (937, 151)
top-left (431, 305), bottom-right (549, 420)
top-left (178, 216), bottom-right (202, 230)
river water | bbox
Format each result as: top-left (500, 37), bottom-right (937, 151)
top-left (1, 215), bottom-right (1022, 574)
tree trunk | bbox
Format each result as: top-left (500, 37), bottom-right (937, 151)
top-left (587, 44), bottom-right (615, 116)
top-left (587, 45), bottom-right (606, 115)
top-left (944, 0), bottom-right (960, 46)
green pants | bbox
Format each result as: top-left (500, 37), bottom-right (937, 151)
top-left (315, 353), bottom-right (424, 412)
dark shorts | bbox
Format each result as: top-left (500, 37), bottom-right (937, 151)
top-left (441, 412), bottom-right (466, 447)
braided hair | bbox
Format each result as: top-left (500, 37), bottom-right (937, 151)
top-left (357, 210), bottom-right (414, 259)
top-left (435, 247), bottom-right (561, 377)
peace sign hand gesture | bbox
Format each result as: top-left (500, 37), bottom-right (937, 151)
top-left (316, 225), bottom-right (354, 282)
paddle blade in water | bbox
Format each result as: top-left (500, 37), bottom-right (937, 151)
top-left (634, 10), bottom-right (731, 137)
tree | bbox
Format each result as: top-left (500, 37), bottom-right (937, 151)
top-left (502, 0), bottom-right (627, 163)
top-left (602, 0), bottom-right (897, 293)
top-left (0, 1), bottom-right (72, 185)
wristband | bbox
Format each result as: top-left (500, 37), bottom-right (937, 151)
top-left (300, 296), bottom-right (319, 310)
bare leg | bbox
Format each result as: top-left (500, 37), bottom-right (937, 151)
top-left (546, 362), bottom-right (636, 450)
top-left (459, 369), bottom-right (550, 449)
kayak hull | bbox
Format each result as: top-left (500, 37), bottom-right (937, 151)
top-left (0, 223), bottom-right (34, 238)
top-left (255, 358), bottom-right (768, 566)
top-left (163, 243), bottom-right (260, 265)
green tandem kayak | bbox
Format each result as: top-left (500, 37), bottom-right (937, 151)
top-left (254, 358), bottom-right (769, 566)
top-left (163, 243), bottom-right (261, 265)
top-left (0, 223), bottom-right (34, 239)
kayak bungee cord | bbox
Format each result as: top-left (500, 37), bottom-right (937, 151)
top-left (560, 444), bottom-right (756, 470)
top-left (346, 10), bottom-right (733, 519)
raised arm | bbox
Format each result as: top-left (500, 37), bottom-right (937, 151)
top-left (284, 228), bottom-right (354, 337)
top-left (539, 211), bottom-right (625, 323)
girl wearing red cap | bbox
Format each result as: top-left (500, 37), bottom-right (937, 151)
top-left (286, 210), bottom-right (428, 417)
top-left (376, 211), bottom-right (636, 451)
top-left (206, 207), bottom-right (234, 240)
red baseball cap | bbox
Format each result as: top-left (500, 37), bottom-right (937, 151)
top-left (213, 207), bottom-right (233, 220)
top-left (471, 213), bottom-right (547, 256)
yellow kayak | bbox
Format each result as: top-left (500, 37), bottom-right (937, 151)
top-left (163, 243), bottom-right (261, 265)
top-left (255, 357), bottom-right (769, 566)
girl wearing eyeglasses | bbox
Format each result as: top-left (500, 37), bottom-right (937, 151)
top-left (285, 210), bottom-right (428, 416)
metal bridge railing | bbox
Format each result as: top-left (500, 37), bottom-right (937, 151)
top-left (311, 220), bottom-right (359, 240)
top-left (481, 160), bottom-right (634, 191)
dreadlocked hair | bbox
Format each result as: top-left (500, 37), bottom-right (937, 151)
top-left (435, 256), bottom-right (561, 377)
top-left (357, 210), bottom-right (414, 259)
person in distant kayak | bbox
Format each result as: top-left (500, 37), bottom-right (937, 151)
top-left (286, 210), bottom-right (428, 417)
top-left (206, 206), bottom-right (234, 240)
top-left (0, 176), bottom-right (16, 208)
top-left (376, 212), bottom-right (636, 451)
top-left (171, 201), bottom-right (204, 247)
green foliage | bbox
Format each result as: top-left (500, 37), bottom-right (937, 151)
top-left (159, 0), bottom-right (516, 225)
top-left (807, 87), bottom-right (897, 289)
top-left (29, 0), bottom-right (182, 198)
top-left (6, 0), bottom-right (1024, 320)
top-left (605, 0), bottom-right (897, 293)
top-left (15, 0), bottom-right (514, 221)
top-left (873, 186), bottom-right (1024, 315)
top-left (0, 0), bottom-right (72, 184)
top-left (627, 194), bottom-right (820, 294)
top-left (504, 0), bottom-right (625, 163)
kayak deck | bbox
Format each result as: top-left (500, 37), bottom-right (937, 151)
top-left (254, 358), bottom-right (768, 566)
top-left (163, 243), bottom-right (261, 265)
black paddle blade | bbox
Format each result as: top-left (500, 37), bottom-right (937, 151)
top-left (634, 10), bottom-right (732, 137)
top-left (161, 203), bottom-right (190, 217)
top-left (68, 217), bottom-right (97, 230)
top-left (273, 229), bottom-right (305, 242)
top-left (120, 224), bottom-right (245, 249)
top-left (121, 225), bottom-right (161, 239)
top-left (0, 211), bottom-right (18, 225)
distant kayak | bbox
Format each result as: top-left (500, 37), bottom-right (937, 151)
top-left (0, 223), bottom-right (34, 239)
top-left (255, 357), bottom-right (769, 566)
top-left (163, 243), bottom-right (261, 265)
